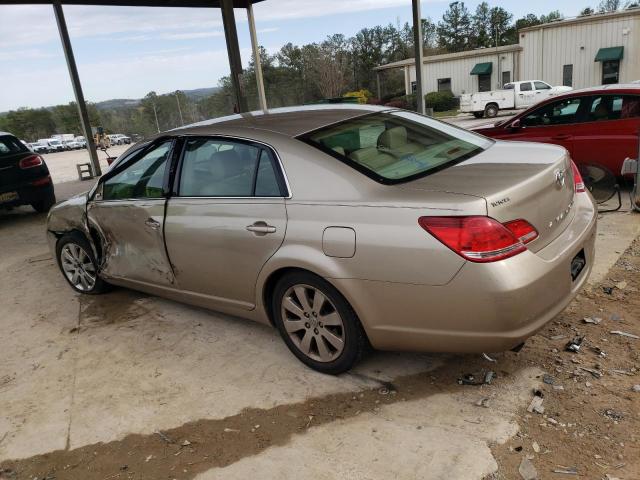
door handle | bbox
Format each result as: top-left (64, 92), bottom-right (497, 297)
top-left (551, 134), bottom-right (572, 140)
top-left (246, 221), bottom-right (276, 235)
top-left (145, 218), bottom-right (161, 230)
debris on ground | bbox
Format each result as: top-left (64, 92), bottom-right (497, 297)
top-left (576, 366), bottom-right (603, 379)
top-left (602, 286), bottom-right (614, 295)
top-left (532, 441), bottom-right (540, 453)
top-left (526, 390), bottom-right (544, 414)
top-left (518, 457), bottom-right (538, 480)
top-left (542, 374), bottom-right (555, 385)
top-left (552, 466), bottom-right (578, 475)
top-left (181, 439), bottom-right (191, 447)
top-left (582, 316), bottom-right (601, 325)
top-left (457, 370), bottom-right (496, 386)
top-left (602, 409), bottom-right (624, 421)
top-left (615, 280), bottom-right (627, 290)
top-left (609, 330), bottom-right (639, 339)
top-left (482, 353), bottom-right (497, 362)
top-left (475, 397), bottom-right (490, 408)
top-left (632, 385), bottom-right (640, 393)
top-left (565, 336), bottom-right (583, 352)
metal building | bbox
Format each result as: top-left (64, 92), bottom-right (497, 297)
top-left (375, 8), bottom-right (640, 98)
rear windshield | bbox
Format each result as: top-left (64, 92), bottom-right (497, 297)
top-left (0, 135), bottom-right (28, 157)
top-left (299, 111), bottom-right (492, 184)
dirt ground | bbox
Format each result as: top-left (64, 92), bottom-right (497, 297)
top-left (1, 236), bottom-right (638, 479)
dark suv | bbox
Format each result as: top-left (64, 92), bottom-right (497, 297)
top-left (0, 132), bottom-right (56, 212)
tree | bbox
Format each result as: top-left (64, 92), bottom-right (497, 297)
top-left (540, 10), bottom-right (563, 23)
top-left (437, 2), bottom-right (473, 52)
top-left (598, 0), bottom-right (621, 11)
top-left (580, 7), bottom-right (595, 15)
top-left (489, 7), bottom-right (513, 46)
top-left (472, 2), bottom-right (492, 49)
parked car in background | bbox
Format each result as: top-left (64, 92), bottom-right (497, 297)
top-left (473, 84), bottom-right (640, 176)
top-left (0, 131), bottom-right (56, 212)
top-left (37, 138), bottom-right (65, 152)
top-left (461, 80), bottom-right (573, 118)
top-left (75, 136), bottom-right (87, 148)
top-left (63, 139), bottom-right (82, 150)
top-left (108, 134), bottom-right (131, 145)
top-left (29, 142), bottom-right (48, 154)
top-left (47, 105), bottom-right (596, 373)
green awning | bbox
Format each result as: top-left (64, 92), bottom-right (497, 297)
top-left (595, 46), bottom-right (624, 62)
top-left (470, 62), bottom-right (493, 75)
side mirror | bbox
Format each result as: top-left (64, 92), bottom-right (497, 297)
top-left (509, 119), bottom-right (522, 129)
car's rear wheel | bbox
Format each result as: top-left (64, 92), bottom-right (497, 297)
top-left (484, 103), bottom-right (499, 118)
top-left (56, 233), bottom-right (109, 294)
top-left (272, 272), bottom-right (367, 374)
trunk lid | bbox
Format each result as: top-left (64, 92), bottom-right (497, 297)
top-left (397, 141), bottom-right (576, 251)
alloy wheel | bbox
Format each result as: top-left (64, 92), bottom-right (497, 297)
top-left (60, 243), bottom-right (96, 292)
top-left (280, 284), bottom-right (345, 362)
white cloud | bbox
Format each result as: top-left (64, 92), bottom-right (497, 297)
top-left (163, 31), bottom-right (225, 40)
top-left (257, 27), bottom-right (279, 34)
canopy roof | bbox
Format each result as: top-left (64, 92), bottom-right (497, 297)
top-left (594, 46), bottom-right (624, 62)
top-left (0, 0), bottom-right (263, 7)
top-left (470, 62), bottom-right (493, 75)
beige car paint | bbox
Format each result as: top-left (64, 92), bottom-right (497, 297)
top-left (47, 105), bottom-right (598, 354)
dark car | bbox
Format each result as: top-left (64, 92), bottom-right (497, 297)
top-left (473, 84), bottom-right (640, 177)
top-left (0, 131), bottom-right (56, 212)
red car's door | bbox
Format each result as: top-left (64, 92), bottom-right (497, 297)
top-left (488, 96), bottom-right (586, 157)
top-left (570, 94), bottom-right (640, 176)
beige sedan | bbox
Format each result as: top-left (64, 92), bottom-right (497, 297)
top-left (47, 105), bottom-right (597, 373)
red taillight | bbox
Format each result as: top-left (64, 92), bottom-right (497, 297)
top-left (418, 216), bottom-right (530, 263)
top-left (571, 160), bottom-right (585, 193)
top-left (19, 154), bottom-right (44, 169)
top-left (503, 219), bottom-right (538, 244)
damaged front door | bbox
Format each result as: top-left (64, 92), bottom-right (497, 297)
top-left (87, 140), bottom-right (175, 287)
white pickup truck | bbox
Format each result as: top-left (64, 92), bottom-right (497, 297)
top-left (460, 80), bottom-right (572, 118)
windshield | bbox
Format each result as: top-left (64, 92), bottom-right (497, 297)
top-left (50, 140), bottom-right (61, 145)
top-left (299, 110), bottom-right (493, 183)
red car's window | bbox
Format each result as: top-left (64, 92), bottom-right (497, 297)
top-left (621, 96), bottom-right (640, 119)
top-left (588, 95), bottom-right (640, 122)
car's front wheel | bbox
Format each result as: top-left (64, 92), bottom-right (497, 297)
top-left (56, 233), bottom-right (109, 294)
top-left (272, 272), bottom-right (367, 374)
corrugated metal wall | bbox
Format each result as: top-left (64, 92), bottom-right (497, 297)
top-left (519, 14), bottom-right (640, 88)
top-left (398, 12), bottom-right (639, 97)
top-left (406, 51), bottom-right (515, 96)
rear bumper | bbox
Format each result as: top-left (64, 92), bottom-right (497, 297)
top-left (0, 180), bottom-right (54, 208)
top-left (330, 192), bottom-right (597, 353)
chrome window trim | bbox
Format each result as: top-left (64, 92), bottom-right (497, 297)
top-left (177, 133), bottom-right (293, 200)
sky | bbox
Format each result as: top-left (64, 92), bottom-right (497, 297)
top-left (0, 0), bottom-right (590, 111)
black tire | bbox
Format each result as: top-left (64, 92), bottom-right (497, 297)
top-left (272, 271), bottom-right (367, 374)
top-left (31, 192), bottom-right (56, 213)
top-left (484, 103), bottom-right (499, 118)
top-left (473, 112), bottom-right (484, 119)
top-left (56, 232), bottom-right (110, 294)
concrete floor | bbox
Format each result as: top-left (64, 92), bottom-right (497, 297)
top-left (2, 128), bottom-right (640, 478)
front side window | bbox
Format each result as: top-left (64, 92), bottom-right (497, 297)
top-left (178, 138), bottom-right (284, 197)
top-left (102, 141), bottom-right (172, 200)
top-left (534, 81), bottom-right (551, 90)
top-left (522, 97), bottom-right (583, 127)
top-left (300, 111), bottom-right (492, 184)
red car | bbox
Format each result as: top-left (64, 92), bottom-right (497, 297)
top-left (473, 84), bottom-right (640, 177)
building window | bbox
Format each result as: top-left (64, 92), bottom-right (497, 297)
top-left (410, 81), bottom-right (417, 93)
top-left (563, 65), bottom-right (573, 87)
top-left (501, 71), bottom-right (511, 88)
top-left (478, 74), bottom-right (491, 92)
top-left (437, 78), bottom-right (452, 92)
top-left (602, 60), bottom-right (620, 85)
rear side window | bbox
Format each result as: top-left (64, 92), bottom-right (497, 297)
top-left (587, 95), bottom-right (640, 121)
top-left (299, 111), bottom-right (492, 184)
top-left (519, 82), bottom-right (533, 91)
top-left (0, 135), bottom-right (27, 156)
top-left (178, 138), bottom-right (285, 197)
